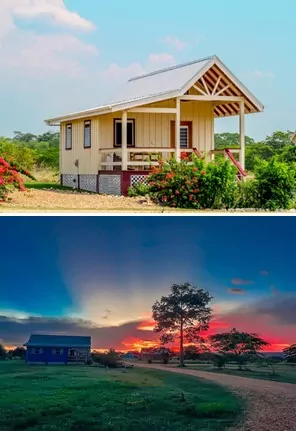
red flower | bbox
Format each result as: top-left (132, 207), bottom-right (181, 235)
top-left (201, 170), bottom-right (206, 175)
top-left (175, 190), bottom-right (180, 195)
top-left (193, 189), bottom-right (199, 194)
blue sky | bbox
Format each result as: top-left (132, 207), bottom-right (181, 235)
top-left (0, 0), bottom-right (295, 140)
top-left (1, 216), bottom-right (296, 350)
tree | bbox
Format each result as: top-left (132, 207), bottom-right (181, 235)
top-left (283, 344), bottom-right (296, 363)
top-left (12, 347), bottom-right (26, 359)
top-left (13, 131), bottom-right (37, 143)
top-left (0, 344), bottom-right (6, 359)
top-left (215, 133), bottom-right (255, 149)
top-left (265, 131), bottom-right (293, 150)
top-left (157, 347), bottom-right (174, 364)
top-left (209, 328), bottom-right (269, 371)
top-left (152, 282), bottom-right (213, 367)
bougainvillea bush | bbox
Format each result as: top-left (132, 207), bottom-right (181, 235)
top-left (147, 155), bottom-right (238, 209)
top-left (0, 157), bottom-right (35, 202)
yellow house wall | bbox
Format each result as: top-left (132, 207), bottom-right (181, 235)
top-left (60, 118), bottom-right (100, 174)
top-left (60, 100), bottom-right (214, 174)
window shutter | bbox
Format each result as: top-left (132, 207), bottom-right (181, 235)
top-left (180, 126), bottom-right (189, 149)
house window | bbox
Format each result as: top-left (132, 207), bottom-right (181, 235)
top-left (180, 126), bottom-right (189, 149)
top-left (69, 349), bottom-right (76, 357)
top-left (114, 119), bottom-right (135, 148)
top-left (66, 124), bottom-right (72, 150)
top-left (84, 120), bottom-right (91, 148)
top-left (32, 348), bottom-right (42, 354)
top-left (52, 348), bottom-right (63, 355)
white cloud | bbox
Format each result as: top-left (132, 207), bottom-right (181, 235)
top-left (1, 0), bottom-right (95, 32)
top-left (0, 1), bottom-right (98, 78)
top-left (148, 53), bottom-right (176, 67)
top-left (163, 35), bottom-right (187, 51)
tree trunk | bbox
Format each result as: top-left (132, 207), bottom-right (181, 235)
top-left (180, 321), bottom-right (185, 367)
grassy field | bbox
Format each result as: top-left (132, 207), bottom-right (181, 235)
top-left (0, 361), bottom-right (243, 431)
top-left (185, 362), bottom-right (296, 385)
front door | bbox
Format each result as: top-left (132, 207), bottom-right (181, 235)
top-left (170, 121), bottom-right (193, 150)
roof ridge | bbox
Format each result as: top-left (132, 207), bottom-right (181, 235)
top-left (129, 55), bottom-right (217, 82)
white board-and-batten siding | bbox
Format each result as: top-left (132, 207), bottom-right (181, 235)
top-left (60, 100), bottom-right (214, 175)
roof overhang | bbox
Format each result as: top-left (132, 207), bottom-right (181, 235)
top-left (45, 56), bottom-right (264, 126)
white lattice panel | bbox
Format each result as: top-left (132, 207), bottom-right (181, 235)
top-left (79, 175), bottom-right (97, 193)
top-left (62, 174), bottom-right (78, 188)
top-left (99, 174), bottom-right (121, 195)
top-left (130, 175), bottom-right (149, 187)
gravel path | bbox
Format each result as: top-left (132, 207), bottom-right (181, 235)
top-left (135, 362), bottom-right (296, 431)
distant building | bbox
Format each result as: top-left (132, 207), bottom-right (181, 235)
top-left (23, 334), bottom-right (91, 365)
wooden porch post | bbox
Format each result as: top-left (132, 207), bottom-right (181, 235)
top-left (122, 110), bottom-right (128, 170)
top-left (175, 97), bottom-right (181, 161)
top-left (239, 100), bottom-right (245, 170)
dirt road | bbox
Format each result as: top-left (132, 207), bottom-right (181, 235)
top-left (135, 362), bottom-right (296, 431)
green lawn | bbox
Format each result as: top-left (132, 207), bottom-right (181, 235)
top-left (186, 363), bottom-right (296, 384)
top-left (0, 361), bottom-right (243, 431)
top-left (24, 182), bottom-right (73, 191)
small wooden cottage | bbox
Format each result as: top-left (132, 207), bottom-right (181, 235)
top-left (45, 55), bottom-right (264, 195)
top-left (24, 334), bottom-right (91, 365)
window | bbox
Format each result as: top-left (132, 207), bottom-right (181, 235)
top-left (66, 124), bottom-right (72, 150)
top-left (52, 348), bottom-right (63, 355)
top-left (114, 119), bottom-right (135, 148)
top-left (180, 126), bottom-right (189, 149)
top-left (84, 120), bottom-right (91, 148)
top-left (32, 348), bottom-right (42, 354)
top-left (69, 349), bottom-right (76, 357)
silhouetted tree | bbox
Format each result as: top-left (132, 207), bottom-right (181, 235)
top-left (152, 283), bottom-right (213, 367)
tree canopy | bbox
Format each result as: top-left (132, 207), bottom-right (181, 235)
top-left (283, 344), bottom-right (296, 363)
top-left (152, 282), bottom-right (212, 367)
top-left (209, 328), bottom-right (269, 370)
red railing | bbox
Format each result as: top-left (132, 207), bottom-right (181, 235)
top-left (224, 148), bottom-right (246, 180)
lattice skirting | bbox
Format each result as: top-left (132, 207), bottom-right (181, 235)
top-left (62, 174), bottom-right (78, 188)
top-left (130, 175), bottom-right (149, 188)
top-left (98, 174), bottom-right (121, 196)
top-left (79, 175), bottom-right (97, 193)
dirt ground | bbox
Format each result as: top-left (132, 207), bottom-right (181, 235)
top-left (0, 189), bottom-right (163, 213)
top-left (135, 362), bottom-right (296, 431)
top-left (1, 189), bottom-right (295, 213)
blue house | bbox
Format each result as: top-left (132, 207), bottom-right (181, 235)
top-left (23, 334), bottom-right (91, 365)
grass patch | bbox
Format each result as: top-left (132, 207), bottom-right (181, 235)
top-left (186, 363), bottom-right (296, 384)
top-left (24, 182), bottom-right (73, 191)
top-left (0, 361), bottom-right (243, 431)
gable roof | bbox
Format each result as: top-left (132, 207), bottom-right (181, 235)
top-left (45, 55), bottom-right (264, 125)
top-left (23, 334), bottom-right (91, 348)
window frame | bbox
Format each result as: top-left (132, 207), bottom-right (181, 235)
top-left (32, 348), bottom-right (42, 355)
top-left (113, 118), bottom-right (135, 148)
top-left (65, 123), bottom-right (72, 150)
top-left (84, 120), bottom-right (92, 149)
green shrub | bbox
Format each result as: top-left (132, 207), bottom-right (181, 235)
top-left (128, 181), bottom-right (150, 197)
top-left (254, 159), bottom-right (295, 210)
top-left (147, 156), bottom-right (237, 209)
top-left (235, 179), bottom-right (261, 208)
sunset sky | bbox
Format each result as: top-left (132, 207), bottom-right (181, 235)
top-left (1, 216), bottom-right (295, 352)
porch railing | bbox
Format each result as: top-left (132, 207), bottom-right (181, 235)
top-left (99, 147), bottom-right (182, 170)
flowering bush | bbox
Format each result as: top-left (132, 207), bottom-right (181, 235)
top-left (148, 156), bottom-right (237, 209)
top-left (0, 157), bottom-right (35, 201)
